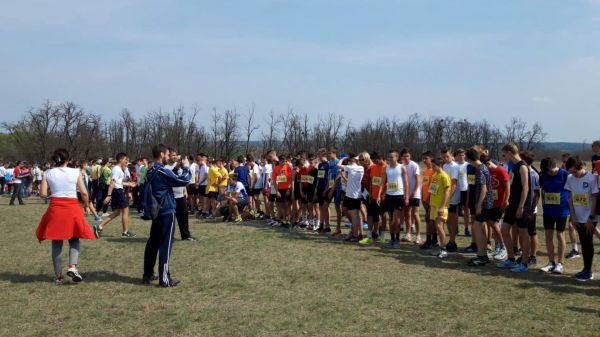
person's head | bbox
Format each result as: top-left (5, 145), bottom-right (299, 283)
top-left (81, 161), bottom-right (89, 170)
top-left (561, 152), bottom-right (571, 163)
top-left (592, 140), bottom-right (600, 154)
top-left (246, 154), bottom-right (254, 165)
top-left (327, 147), bottom-right (338, 160)
top-left (196, 153), bottom-right (204, 164)
top-left (431, 157), bottom-right (444, 172)
top-left (115, 152), bottom-right (128, 166)
top-left (317, 148), bottom-right (328, 162)
top-left (152, 144), bottom-right (170, 164)
top-left (388, 150), bottom-right (399, 164)
top-left (501, 143), bottom-right (520, 162)
top-left (51, 149), bottom-right (70, 166)
top-left (564, 156), bottom-right (585, 174)
top-left (266, 149), bottom-right (278, 162)
top-left (358, 152), bottom-right (372, 167)
top-left (400, 148), bottom-right (411, 164)
top-left (229, 172), bottom-right (238, 185)
top-left (278, 155), bottom-right (287, 166)
top-left (167, 147), bottom-right (178, 164)
top-left (454, 148), bottom-right (466, 163)
top-left (422, 151), bottom-right (433, 166)
top-left (520, 151), bottom-right (535, 166)
top-left (441, 148), bottom-right (453, 164)
top-left (237, 155), bottom-right (245, 165)
top-left (540, 157), bottom-right (558, 174)
top-left (216, 158), bottom-right (224, 168)
top-left (481, 154), bottom-right (493, 168)
top-left (465, 148), bottom-right (481, 163)
top-left (344, 153), bottom-right (358, 166)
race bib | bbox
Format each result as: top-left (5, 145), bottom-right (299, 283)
top-left (318, 170), bottom-right (325, 178)
top-left (467, 174), bottom-right (476, 185)
top-left (573, 194), bottom-right (589, 207)
top-left (372, 176), bottom-right (382, 186)
top-left (509, 172), bottom-right (514, 185)
top-left (301, 175), bottom-right (315, 184)
top-left (544, 193), bottom-right (561, 205)
top-left (493, 189), bottom-right (499, 201)
top-left (276, 175), bottom-right (287, 183)
top-left (429, 183), bottom-right (439, 195)
top-left (422, 176), bottom-right (430, 185)
top-left (387, 182), bottom-right (399, 192)
top-left (328, 180), bottom-right (335, 188)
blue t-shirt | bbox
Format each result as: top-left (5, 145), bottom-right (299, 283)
top-left (234, 166), bottom-right (250, 189)
top-left (316, 162), bottom-right (329, 190)
top-left (328, 159), bottom-right (341, 190)
top-left (539, 169), bottom-right (570, 218)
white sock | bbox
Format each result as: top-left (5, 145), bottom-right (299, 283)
top-left (572, 242), bottom-right (579, 251)
top-left (368, 230), bottom-right (372, 239)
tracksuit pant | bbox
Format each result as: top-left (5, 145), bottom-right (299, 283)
top-left (143, 213), bottom-right (176, 284)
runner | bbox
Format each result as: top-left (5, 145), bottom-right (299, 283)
top-left (496, 143), bottom-right (533, 273)
top-left (36, 148), bottom-right (96, 284)
top-left (429, 158), bottom-right (451, 258)
top-left (360, 152), bottom-right (386, 245)
top-left (96, 153), bottom-right (137, 238)
top-left (401, 148), bottom-right (422, 244)
top-left (315, 149), bottom-right (331, 233)
top-left (455, 149), bottom-right (471, 237)
top-left (420, 151), bottom-right (437, 249)
top-left (195, 154), bottom-right (209, 218)
top-left (326, 148), bottom-right (343, 235)
top-left (538, 158), bottom-right (570, 274)
top-left (9, 161), bottom-right (28, 205)
top-left (441, 148), bottom-right (460, 252)
top-left (306, 157), bottom-right (320, 230)
top-left (249, 155), bottom-right (264, 218)
top-left (482, 155), bottom-right (508, 261)
top-left (521, 151), bottom-right (540, 266)
top-left (273, 155), bottom-right (293, 227)
top-left (337, 154), bottom-right (365, 242)
top-left (186, 155), bottom-right (199, 214)
top-left (225, 173), bottom-right (249, 223)
top-left (380, 150), bottom-right (409, 248)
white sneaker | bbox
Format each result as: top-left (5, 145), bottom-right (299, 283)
top-left (552, 263), bottom-right (564, 274)
top-left (415, 236), bottom-right (422, 245)
top-left (67, 267), bottom-right (83, 282)
top-left (437, 249), bottom-right (448, 258)
top-left (404, 234), bottom-right (412, 242)
top-left (494, 248), bottom-right (508, 261)
top-left (430, 248), bottom-right (441, 256)
top-left (102, 213), bottom-right (110, 217)
top-left (540, 262), bottom-right (556, 273)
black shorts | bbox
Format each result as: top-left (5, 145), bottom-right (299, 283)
top-left (407, 198), bottom-right (421, 207)
top-left (459, 191), bottom-right (468, 206)
top-left (208, 191), bottom-right (219, 200)
top-left (473, 208), bottom-right (489, 223)
top-left (304, 189), bottom-right (316, 204)
top-left (528, 213), bottom-right (537, 236)
top-left (449, 204), bottom-right (460, 213)
top-left (187, 184), bottom-right (199, 195)
top-left (486, 208), bottom-right (504, 223)
top-left (110, 189), bottom-right (129, 210)
top-left (543, 215), bottom-right (568, 231)
top-left (317, 188), bottom-right (333, 206)
top-left (384, 195), bottom-right (404, 213)
top-left (503, 206), bottom-right (533, 229)
top-left (343, 196), bottom-right (362, 210)
top-left (198, 185), bottom-right (207, 196)
top-left (276, 189), bottom-right (292, 203)
top-left (251, 188), bottom-right (262, 196)
top-left (367, 199), bottom-right (384, 222)
top-left (268, 193), bottom-right (276, 202)
top-left (294, 188), bottom-right (302, 200)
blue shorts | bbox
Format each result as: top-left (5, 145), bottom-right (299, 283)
top-left (111, 189), bottom-right (129, 210)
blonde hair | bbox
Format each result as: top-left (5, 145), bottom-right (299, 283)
top-left (358, 152), bottom-right (372, 166)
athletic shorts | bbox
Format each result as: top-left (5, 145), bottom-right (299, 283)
top-left (207, 191), bottom-right (219, 200)
top-left (187, 184), bottom-right (199, 195)
top-left (294, 188), bottom-right (302, 201)
top-left (472, 208), bottom-right (489, 223)
top-left (407, 198), bottom-right (421, 207)
top-left (305, 189), bottom-right (316, 204)
top-left (384, 194), bottom-right (404, 213)
top-left (317, 188), bottom-right (333, 206)
top-left (486, 208), bottom-right (504, 223)
top-left (528, 213), bottom-right (537, 236)
top-left (276, 189), bottom-right (292, 203)
top-left (449, 204), bottom-right (460, 213)
top-left (367, 199), bottom-right (384, 222)
top-left (335, 189), bottom-right (344, 206)
top-left (543, 215), bottom-right (568, 231)
top-left (430, 206), bottom-right (448, 221)
top-left (503, 206), bottom-right (533, 228)
top-left (111, 188), bottom-right (129, 210)
top-left (268, 193), bottom-right (276, 202)
top-left (459, 191), bottom-right (468, 206)
top-left (198, 185), bottom-right (207, 196)
top-left (252, 188), bottom-right (263, 196)
top-left (343, 196), bottom-right (362, 210)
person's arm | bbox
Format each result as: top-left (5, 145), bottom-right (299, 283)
top-left (157, 164), bottom-right (191, 188)
top-left (517, 165), bottom-right (529, 217)
top-left (440, 184), bottom-right (450, 215)
top-left (587, 192), bottom-right (598, 234)
top-left (39, 175), bottom-right (48, 198)
top-left (103, 179), bottom-right (116, 204)
top-left (476, 181), bottom-right (487, 215)
top-left (411, 171), bottom-right (420, 199)
top-left (77, 173), bottom-right (90, 207)
top-left (402, 166), bottom-right (409, 204)
top-left (379, 170), bottom-right (387, 202)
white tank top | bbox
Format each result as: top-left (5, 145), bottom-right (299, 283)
top-left (46, 167), bottom-right (80, 198)
top-left (385, 164), bottom-right (404, 196)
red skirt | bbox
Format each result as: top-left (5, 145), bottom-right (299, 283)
top-left (35, 198), bottom-right (97, 242)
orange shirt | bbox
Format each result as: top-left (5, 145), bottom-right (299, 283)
top-left (421, 166), bottom-right (435, 202)
top-left (273, 164), bottom-right (292, 190)
top-left (369, 163), bottom-right (387, 198)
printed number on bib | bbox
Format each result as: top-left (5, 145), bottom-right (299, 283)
top-left (573, 194), bottom-right (589, 207)
top-left (429, 184), bottom-right (439, 195)
top-left (493, 189), bottom-right (499, 201)
top-left (387, 182), bottom-right (399, 192)
top-left (276, 175), bottom-right (287, 184)
top-left (544, 193), bottom-right (560, 205)
top-left (328, 180), bottom-right (335, 188)
top-left (467, 174), bottom-right (475, 185)
top-left (301, 175), bottom-right (315, 184)
top-left (317, 170), bottom-right (325, 179)
top-left (372, 177), bottom-right (382, 186)
top-left (422, 176), bottom-right (430, 185)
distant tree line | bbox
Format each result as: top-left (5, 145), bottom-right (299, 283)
top-left (1, 100), bottom-right (548, 163)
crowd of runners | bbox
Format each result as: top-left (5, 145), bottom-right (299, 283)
top-left (7, 140), bottom-right (600, 286)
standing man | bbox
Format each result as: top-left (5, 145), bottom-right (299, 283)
top-left (10, 161), bottom-right (28, 205)
top-left (401, 148), bottom-right (422, 244)
top-left (380, 150), bottom-right (409, 248)
top-left (429, 158), bottom-right (452, 258)
top-left (166, 149), bottom-right (196, 241)
top-left (143, 144), bottom-right (192, 287)
top-left (441, 148), bottom-right (460, 251)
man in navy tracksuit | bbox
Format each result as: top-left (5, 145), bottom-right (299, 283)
top-left (143, 144), bottom-right (191, 287)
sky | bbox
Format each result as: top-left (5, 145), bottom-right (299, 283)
top-left (1, 0), bottom-right (599, 142)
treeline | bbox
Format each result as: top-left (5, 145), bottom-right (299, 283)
top-left (1, 100), bottom-right (547, 162)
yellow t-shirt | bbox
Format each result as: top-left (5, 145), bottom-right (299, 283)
top-left (429, 171), bottom-right (451, 209)
top-left (206, 166), bottom-right (221, 193)
top-left (219, 167), bottom-right (229, 187)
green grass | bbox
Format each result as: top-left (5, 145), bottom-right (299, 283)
top-left (1, 197), bottom-right (599, 337)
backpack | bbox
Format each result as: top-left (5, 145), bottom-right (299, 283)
top-left (140, 169), bottom-right (163, 220)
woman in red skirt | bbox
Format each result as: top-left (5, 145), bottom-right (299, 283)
top-left (36, 149), bottom-right (96, 284)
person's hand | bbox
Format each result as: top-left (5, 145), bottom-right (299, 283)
top-left (438, 208), bottom-right (444, 216)
top-left (404, 196), bottom-right (409, 206)
top-left (276, 192), bottom-right (281, 198)
top-left (181, 157), bottom-right (190, 168)
top-left (375, 197), bottom-right (381, 206)
top-left (103, 196), bottom-right (111, 205)
top-left (516, 207), bottom-right (523, 219)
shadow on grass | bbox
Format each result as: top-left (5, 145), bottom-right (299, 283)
top-left (567, 306), bottom-right (600, 316)
top-left (214, 218), bottom-right (600, 296)
top-left (0, 270), bottom-right (141, 284)
top-left (104, 237), bottom-right (149, 244)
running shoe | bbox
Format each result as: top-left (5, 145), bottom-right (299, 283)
top-left (467, 256), bottom-right (489, 266)
top-left (401, 234), bottom-right (412, 243)
top-left (510, 263), bottom-right (528, 273)
top-left (445, 241), bottom-right (458, 253)
top-left (565, 249), bottom-right (580, 259)
top-left (430, 248), bottom-right (441, 256)
top-left (415, 236), bottom-right (422, 245)
top-left (359, 237), bottom-right (373, 245)
top-left (496, 259), bottom-right (518, 269)
top-left (122, 231), bottom-right (136, 238)
top-left (437, 249), bottom-right (448, 258)
top-left (376, 236), bottom-right (387, 244)
top-left (344, 222), bottom-right (352, 228)
top-left (420, 241), bottom-right (432, 250)
top-left (94, 215), bottom-right (102, 222)
top-left (159, 278), bottom-right (181, 287)
top-left (92, 225), bottom-right (101, 239)
top-left (552, 263), bottom-right (564, 274)
top-left (331, 230), bottom-right (343, 237)
top-left (54, 275), bottom-right (64, 285)
top-left (528, 256), bottom-right (538, 266)
top-left (574, 270), bottom-right (594, 282)
top-left (493, 248), bottom-right (508, 261)
top-left (540, 262), bottom-right (556, 273)
top-left (233, 215), bottom-right (242, 223)
top-left (184, 237), bottom-right (198, 241)
top-left (67, 266), bottom-right (83, 283)
top-left (486, 249), bottom-right (495, 259)
top-left (462, 244), bottom-right (477, 253)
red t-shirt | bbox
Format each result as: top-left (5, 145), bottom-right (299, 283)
top-left (490, 165), bottom-right (509, 209)
top-left (299, 165), bottom-right (313, 189)
top-left (273, 164), bottom-right (292, 190)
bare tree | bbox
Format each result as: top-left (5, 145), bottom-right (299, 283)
top-left (244, 103), bottom-right (259, 155)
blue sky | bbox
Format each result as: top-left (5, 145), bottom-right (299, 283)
top-left (1, 0), bottom-right (599, 142)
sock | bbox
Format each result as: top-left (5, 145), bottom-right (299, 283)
top-left (572, 242), bottom-right (579, 251)
top-left (367, 230), bottom-right (372, 239)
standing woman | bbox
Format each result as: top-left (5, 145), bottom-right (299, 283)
top-left (36, 149), bottom-right (96, 284)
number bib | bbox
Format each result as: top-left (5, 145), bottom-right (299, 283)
top-left (544, 193), bottom-right (561, 205)
top-left (301, 175), bottom-right (315, 184)
top-left (493, 189), bottom-right (499, 201)
top-left (573, 194), bottom-right (589, 207)
top-left (422, 176), bottom-right (430, 185)
top-left (276, 175), bottom-right (287, 184)
top-left (429, 183), bottom-right (439, 195)
top-left (328, 180), bottom-right (335, 188)
top-left (317, 170), bottom-right (325, 179)
top-left (467, 174), bottom-right (476, 185)
top-left (387, 182), bottom-right (399, 192)
top-left (372, 176), bottom-right (382, 186)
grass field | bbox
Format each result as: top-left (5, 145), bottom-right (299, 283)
top-left (1, 197), bottom-right (599, 337)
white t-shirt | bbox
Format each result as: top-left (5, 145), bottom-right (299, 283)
top-left (405, 160), bottom-right (421, 199)
top-left (165, 164), bottom-right (186, 198)
top-left (344, 164), bottom-right (364, 199)
top-left (46, 167), bottom-right (79, 198)
top-left (34, 167), bottom-right (43, 181)
top-left (0, 166), bottom-right (6, 178)
top-left (227, 181), bottom-right (248, 199)
top-left (457, 162), bottom-right (469, 192)
top-left (189, 162), bottom-right (198, 184)
top-left (564, 172), bottom-right (598, 224)
top-left (111, 165), bottom-right (125, 189)
top-left (443, 161), bottom-right (461, 205)
top-left (253, 164), bottom-right (264, 189)
top-left (264, 164), bottom-right (274, 193)
top-left (385, 164), bottom-right (405, 196)
top-left (198, 164), bottom-right (209, 186)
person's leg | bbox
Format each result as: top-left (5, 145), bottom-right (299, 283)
top-left (121, 207), bottom-right (130, 233)
top-left (100, 208), bottom-right (122, 229)
top-left (557, 231), bottom-right (566, 265)
top-left (545, 229), bottom-right (555, 264)
top-left (68, 238), bottom-right (80, 267)
top-left (335, 203), bottom-right (342, 233)
top-left (412, 205), bottom-right (421, 242)
top-left (576, 224), bottom-right (594, 272)
top-left (175, 197), bottom-right (191, 239)
top-left (436, 218), bottom-right (447, 248)
top-left (51, 240), bottom-right (63, 277)
top-left (158, 213), bottom-right (177, 285)
top-left (474, 220), bottom-right (488, 258)
top-left (448, 206), bottom-right (458, 243)
top-left (502, 222), bottom-right (515, 260)
top-left (518, 228), bottom-right (531, 265)
top-left (144, 217), bottom-right (162, 279)
top-left (322, 202), bottom-right (330, 229)
top-left (393, 209), bottom-right (402, 242)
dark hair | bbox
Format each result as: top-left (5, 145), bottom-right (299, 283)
top-left (480, 154), bottom-right (490, 164)
top-left (540, 157), bottom-right (557, 173)
top-left (432, 157), bottom-right (444, 166)
top-left (246, 154), bottom-right (254, 162)
top-left (51, 148), bottom-right (70, 165)
top-left (565, 156), bottom-right (584, 171)
top-left (152, 144), bottom-right (168, 159)
top-left (422, 151), bottom-right (434, 158)
top-left (237, 155), bottom-right (245, 163)
top-left (116, 152), bottom-right (127, 161)
top-left (327, 147), bottom-right (338, 155)
top-left (440, 147), bottom-right (452, 155)
top-left (370, 151), bottom-right (381, 161)
top-left (501, 143), bottom-right (519, 155)
top-left (465, 148), bottom-right (481, 161)
top-left (388, 149), bottom-right (399, 156)
top-left (520, 151), bottom-right (535, 166)
top-left (229, 173), bottom-right (238, 180)
top-left (454, 148), bottom-right (465, 156)
top-left (400, 148), bottom-right (410, 156)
